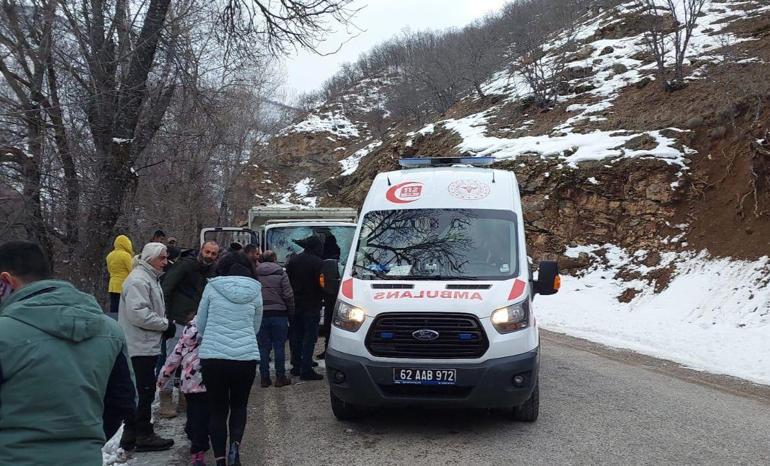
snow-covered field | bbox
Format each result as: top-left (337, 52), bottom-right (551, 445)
top-left (538, 245), bottom-right (770, 385)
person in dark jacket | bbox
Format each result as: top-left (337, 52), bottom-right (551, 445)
top-left (0, 241), bottom-right (135, 465)
top-left (255, 250), bottom-right (295, 388)
top-left (285, 235), bottom-right (325, 380)
top-left (159, 240), bottom-right (219, 417)
top-left (215, 242), bottom-right (252, 277)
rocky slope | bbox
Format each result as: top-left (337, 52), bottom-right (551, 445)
top-left (239, 0), bottom-right (770, 272)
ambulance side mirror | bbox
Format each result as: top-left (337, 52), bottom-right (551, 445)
top-left (533, 260), bottom-right (560, 296)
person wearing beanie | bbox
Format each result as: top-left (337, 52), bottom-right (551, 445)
top-left (285, 235), bottom-right (325, 381)
top-left (118, 242), bottom-right (175, 452)
top-left (197, 262), bottom-right (263, 466)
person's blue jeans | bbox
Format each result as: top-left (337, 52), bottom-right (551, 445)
top-left (258, 316), bottom-right (289, 378)
top-left (290, 311), bottom-right (320, 375)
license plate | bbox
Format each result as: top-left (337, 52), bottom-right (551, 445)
top-left (393, 368), bottom-right (456, 385)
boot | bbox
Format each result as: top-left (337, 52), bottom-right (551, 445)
top-left (135, 432), bottom-right (174, 452)
top-left (119, 424), bottom-right (136, 451)
top-left (228, 441), bottom-right (241, 466)
top-left (300, 370), bottom-right (324, 381)
top-left (274, 375), bottom-right (292, 387)
top-left (159, 390), bottom-right (177, 418)
top-left (260, 376), bottom-right (272, 388)
top-left (190, 451), bottom-right (206, 466)
top-left (177, 391), bottom-right (187, 413)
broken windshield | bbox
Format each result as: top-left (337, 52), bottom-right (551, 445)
top-left (352, 209), bottom-right (519, 280)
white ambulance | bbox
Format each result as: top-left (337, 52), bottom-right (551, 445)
top-left (326, 157), bottom-right (560, 421)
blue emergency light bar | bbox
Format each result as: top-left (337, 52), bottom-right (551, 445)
top-left (399, 156), bottom-right (496, 168)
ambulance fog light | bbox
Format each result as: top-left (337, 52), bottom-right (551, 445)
top-left (333, 301), bottom-right (366, 332)
top-left (511, 372), bottom-right (532, 387)
top-left (491, 303), bottom-right (528, 334)
top-left (333, 370), bottom-right (346, 384)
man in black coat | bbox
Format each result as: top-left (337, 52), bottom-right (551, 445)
top-left (158, 240), bottom-right (219, 416)
top-left (285, 235), bottom-right (325, 380)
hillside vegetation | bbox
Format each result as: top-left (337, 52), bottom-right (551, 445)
top-left (244, 0), bottom-right (770, 263)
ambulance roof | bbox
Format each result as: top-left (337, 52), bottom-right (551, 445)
top-left (362, 166), bottom-right (522, 214)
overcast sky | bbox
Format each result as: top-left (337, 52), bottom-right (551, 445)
top-left (281, 0), bottom-right (509, 96)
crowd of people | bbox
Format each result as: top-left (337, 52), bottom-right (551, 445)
top-left (0, 229), bottom-right (332, 466)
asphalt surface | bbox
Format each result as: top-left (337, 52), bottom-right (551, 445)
top-left (154, 332), bottom-right (770, 465)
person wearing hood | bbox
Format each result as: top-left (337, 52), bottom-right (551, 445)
top-left (0, 241), bottom-right (134, 465)
top-left (158, 240), bottom-right (220, 418)
top-left (197, 262), bottom-right (263, 466)
top-left (106, 234), bottom-right (134, 318)
top-left (285, 235), bottom-right (325, 381)
top-left (118, 242), bottom-right (176, 452)
top-left (255, 250), bottom-right (295, 388)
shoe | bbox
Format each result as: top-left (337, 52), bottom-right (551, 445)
top-left (177, 391), bottom-right (187, 413)
top-left (190, 451), bottom-right (206, 466)
top-left (290, 367), bottom-right (300, 376)
top-left (158, 390), bottom-right (177, 418)
top-left (300, 370), bottom-right (324, 381)
top-left (228, 441), bottom-right (241, 466)
top-left (317, 351), bottom-right (326, 360)
top-left (215, 458), bottom-right (227, 466)
top-left (260, 376), bottom-right (272, 388)
top-left (134, 432), bottom-right (174, 452)
top-left (274, 375), bottom-right (292, 387)
top-left (119, 425), bottom-right (136, 451)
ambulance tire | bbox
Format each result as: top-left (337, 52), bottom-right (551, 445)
top-left (330, 390), bottom-right (362, 421)
top-left (511, 383), bottom-right (539, 422)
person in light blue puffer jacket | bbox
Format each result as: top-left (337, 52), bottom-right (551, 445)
top-left (197, 262), bottom-right (262, 466)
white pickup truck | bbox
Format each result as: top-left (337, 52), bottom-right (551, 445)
top-left (200, 206), bottom-right (357, 262)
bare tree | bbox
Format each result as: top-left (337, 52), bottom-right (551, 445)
top-left (636, 0), bottom-right (708, 91)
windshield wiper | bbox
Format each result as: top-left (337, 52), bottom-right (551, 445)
top-left (400, 275), bottom-right (483, 281)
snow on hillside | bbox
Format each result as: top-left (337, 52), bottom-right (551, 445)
top-left (443, 111), bottom-right (694, 167)
top-left (539, 245), bottom-right (770, 385)
top-left (340, 140), bottom-right (383, 175)
top-left (431, 0), bottom-right (769, 170)
top-left (282, 111), bottom-right (360, 139)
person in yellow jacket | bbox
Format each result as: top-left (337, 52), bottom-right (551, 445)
top-left (106, 235), bottom-right (134, 317)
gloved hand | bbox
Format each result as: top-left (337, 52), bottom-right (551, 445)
top-left (162, 320), bottom-right (176, 340)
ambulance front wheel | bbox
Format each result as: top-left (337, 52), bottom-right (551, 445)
top-left (510, 382), bottom-right (539, 422)
top-left (330, 389), bottom-right (363, 421)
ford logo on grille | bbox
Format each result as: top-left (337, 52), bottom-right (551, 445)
top-left (412, 329), bottom-right (440, 341)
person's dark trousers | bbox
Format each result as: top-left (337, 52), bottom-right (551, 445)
top-left (108, 292), bottom-right (120, 320)
top-left (155, 336), bottom-right (167, 377)
top-left (322, 294), bottom-right (336, 350)
top-left (103, 351), bottom-right (136, 441)
top-left (258, 316), bottom-right (289, 378)
top-left (201, 359), bottom-right (257, 459)
top-left (289, 314), bottom-right (302, 369)
top-left (297, 311), bottom-right (320, 375)
top-left (123, 356), bottom-right (159, 440)
top-left (184, 393), bottom-right (210, 454)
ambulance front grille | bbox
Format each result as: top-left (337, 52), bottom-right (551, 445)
top-left (365, 313), bottom-right (488, 359)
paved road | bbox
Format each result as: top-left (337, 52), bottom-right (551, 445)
top-left (161, 332), bottom-right (770, 465)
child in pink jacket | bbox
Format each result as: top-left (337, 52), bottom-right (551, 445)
top-left (157, 319), bottom-right (208, 466)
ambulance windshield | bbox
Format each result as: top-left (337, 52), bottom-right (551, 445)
top-left (352, 209), bottom-right (518, 280)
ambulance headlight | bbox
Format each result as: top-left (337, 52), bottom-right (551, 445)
top-left (333, 301), bottom-right (366, 332)
top-left (490, 301), bottom-right (529, 334)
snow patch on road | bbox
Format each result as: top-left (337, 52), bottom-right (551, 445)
top-left (538, 245), bottom-right (770, 385)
